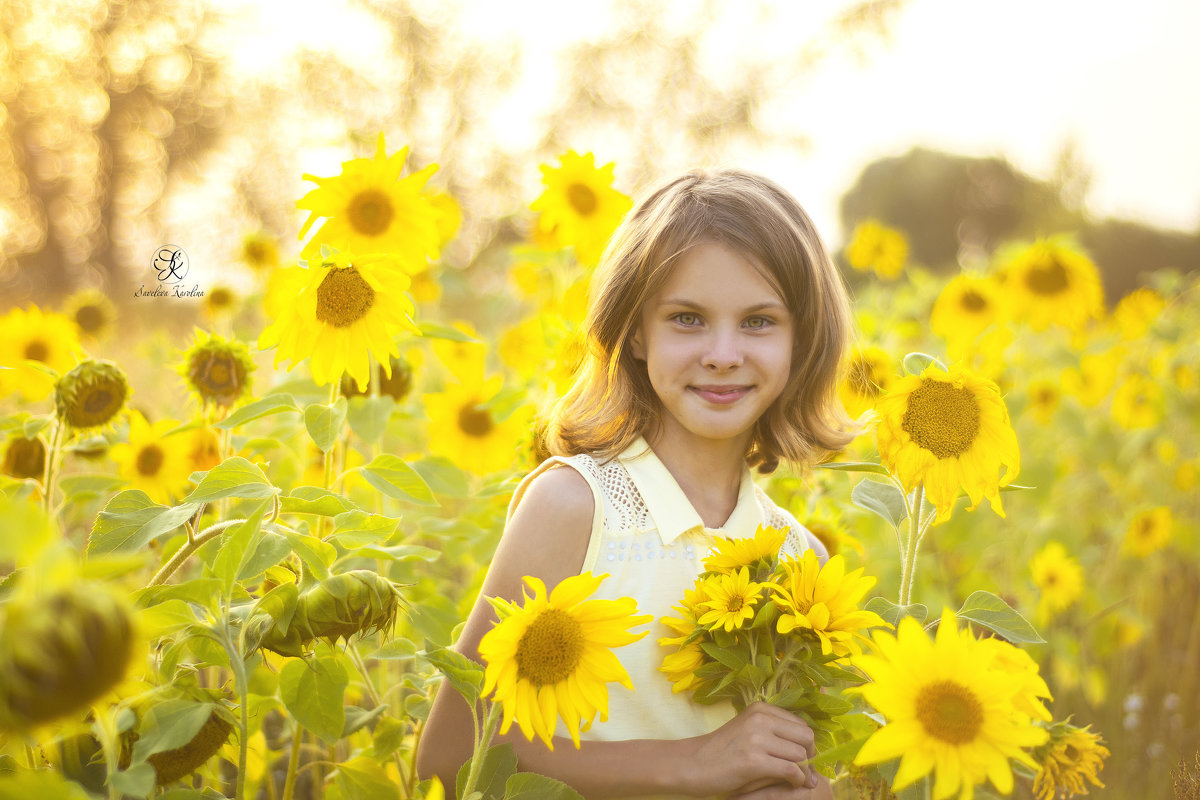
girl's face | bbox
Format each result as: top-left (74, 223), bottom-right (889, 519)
top-left (631, 240), bottom-right (794, 452)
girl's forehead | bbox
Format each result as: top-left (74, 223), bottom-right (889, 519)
top-left (652, 241), bottom-right (786, 303)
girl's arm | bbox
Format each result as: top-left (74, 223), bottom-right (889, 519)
top-left (415, 466), bottom-right (821, 799)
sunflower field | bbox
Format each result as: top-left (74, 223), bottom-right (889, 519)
top-left (1, 135), bottom-right (1197, 800)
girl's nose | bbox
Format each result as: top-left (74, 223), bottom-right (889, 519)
top-left (702, 330), bottom-right (744, 370)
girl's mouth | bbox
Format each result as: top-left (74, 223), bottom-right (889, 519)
top-left (691, 385), bottom-right (752, 404)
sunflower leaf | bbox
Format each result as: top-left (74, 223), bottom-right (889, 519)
top-left (279, 655), bottom-right (348, 745)
top-left (956, 590), bottom-right (1046, 643)
top-left (902, 352), bottom-right (947, 375)
top-left (216, 393), bottom-right (299, 430)
top-left (354, 454), bottom-right (438, 506)
top-left (503, 771), bottom-right (585, 800)
top-left (817, 461), bottom-right (890, 475)
top-left (281, 486), bottom-right (362, 517)
top-left (421, 641), bottom-right (483, 706)
top-left (346, 395), bottom-right (394, 443)
top-left (183, 457), bottom-right (277, 504)
top-left (864, 597), bottom-right (927, 626)
top-left (457, 743), bottom-right (517, 800)
top-left (213, 497), bottom-right (272, 602)
top-left (304, 397), bottom-right (347, 453)
top-left (851, 479), bottom-right (908, 528)
top-left (418, 321), bottom-right (482, 342)
top-left (88, 491), bottom-right (199, 555)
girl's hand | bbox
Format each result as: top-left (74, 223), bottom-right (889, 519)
top-left (680, 702), bottom-right (817, 797)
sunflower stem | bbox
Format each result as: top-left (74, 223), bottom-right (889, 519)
top-left (348, 645), bottom-right (382, 707)
top-left (146, 519), bottom-right (245, 587)
top-left (40, 418), bottom-right (65, 516)
top-left (899, 486), bottom-right (925, 608)
top-left (462, 702), bottom-right (502, 798)
top-left (281, 723), bottom-right (303, 800)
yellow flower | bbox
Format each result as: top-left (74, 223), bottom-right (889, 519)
top-left (186, 426), bottom-right (222, 473)
top-left (1124, 506), bottom-right (1173, 557)
top-left (241, 231), bottom-right (281, 272)
top-left (422, 372), bottom-right (532, 475)
top-left (499, 316), bottom-right (553, 382)
top-left (530, 151), bottom-right (632, 265)
top-left (1062, 351), bottom-right (1120, 407)
top-left (1030, 541), bottom-right (1083, 618)
top-left (996, 238), bottom-right (1104, 333)
top-left (203, 285), bottom-right (237, 318)
top-left (703, 524), bottom-right (788, 576)
top-left (875, 363), bottom-right (1020, 522)
top-left (179, 330), bottom-right (255, 409)
top-left (1110, 287), bottom-right (1164, 340)
top-left (110, 412), bottom-right (193, 504)
top-left (1025, 379), bottom-right (1060, 425)
top-left (977, 638), bottom-right (1053, 723)
top-left (696, 567), bottom-right (763, 633)
top-left (62, 289), bottom-right (116, 342)
top-left (0, 305), bottom-right (83, 402)
top-left (839, 346), bottom-right (895, 419)
top-left (479, 573), bottom-right (650, 749)
top-left (257, 250), bottom-right (419, 389)
top-left (772, 551), bottom-right (884, 658)
top-left (297, 134), bottom-right (440, 272)
top-left (431, 321), bottom-right (487, 381)
top-left (845, 220), bottom-right (908, 280)
top-left (1110, 374), bottom-right (1163, 429)
top-left (428, 190), bottom-right (462, 246)
top-left (801, 508), bottom-right (863, 561)
top-left (658, 584), bottom-right (710, 693)
top-left (931, 274), bottom-right (1005, 358)
top-left (1031, 722), bottom-right (1109, 800)
top-left (852, 610), bottom-right (1049, 800)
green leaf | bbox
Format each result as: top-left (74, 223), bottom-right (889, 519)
top-left (282, 486), bottom-right (362, 517)
top-left (279, 528), bottom-right (336, 581)
top-left (108, 763), bottom-right (158, 797)
top-left (183, 457), bottom-right (277, 504)
top-left (480, 386), bottom-right (529, 423)
top-left (865, 597), bottom-right (927, 626)
top-left (130, 700), bottom-right (216, 763)
top-left (279, 655), bottom-right (349, 745)
top-left (331, 510), bottom-right (402, 548)
top-left (331, 754), bottom-right (398, 800)
top-left (346, 396), bottom-right (395, 443)
top-left (699, 641), bottom-right (748, 671)
top-left (851, 479), bottom-right (908, 528)
top-left (88, 491), bottom-right (198, 555)
top-left (336, 543), bottom-right (438, 568)
top-left (213, 497), bottom-right (273, 601)
top-left (305, 396), bottom-right (348, 453)
top-left (135, 578), bottom-right (223, 610)
top-left (59, 474), bottom-right (126, 503)
top-left (372, 716), bottom-right (406, 761)
top-left (411, 457), bottom-right (470, 499)
top-left (809, 733), bottom-right (874, 770)
top-left (456, 743), bottom-right (517, 800)
top-left (417, 321), bottom-right (480, 342)
top-left (371, 638), bottom-right (419, 661)
top-left (22, 415), bottom-right (52, 438)
top-left (902, 352), bottom-right (947, 375)
top-left (817, 461), bottom-right (890, 475)
top-left (237, 531), bottom-right (292, 584)
top-left (341, 704), bottom-right (388, 737)
top-left (503, 771), bottom-right (586, 800)
top-left (353, 454), bottom-right (438, 506)
top-left (421, 641), bottom-right (483, 706)
top-left (216, 393), bottom-right (299, 430)
top-left (137, 598), bottom-right (201, 638)
top-left (956, 590), bottom-right (1045, 644)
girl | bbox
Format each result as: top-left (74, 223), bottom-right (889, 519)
top-left (417, 169), bottom-right (855, 799)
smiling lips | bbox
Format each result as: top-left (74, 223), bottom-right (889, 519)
top-left (690, 384), bottom-right (753, 404)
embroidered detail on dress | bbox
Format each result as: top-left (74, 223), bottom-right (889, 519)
top-left (560, 453), bottom-right (654, 533)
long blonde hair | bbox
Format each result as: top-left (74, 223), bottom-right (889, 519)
top-left (547, 168), bottom-right (855, 473)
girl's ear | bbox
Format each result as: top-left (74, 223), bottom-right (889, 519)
top-left (629, 327), bottom-right (646, 361)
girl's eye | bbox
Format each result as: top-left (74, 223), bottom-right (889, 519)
top-left (673, 312), bottom-right (701, 326)
top-left (745, 316), bottom-right (772, 329)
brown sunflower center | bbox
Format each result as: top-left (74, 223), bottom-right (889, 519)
top-left (727, 595), bottom-right (745, 612)
top-left (959, 290), bottom-right (988, 312)
top-left (848, 359), bottom-right (881, 397)
top-left (2, 436), bottom-right (46, 480)
top-left (1064, 744), bottom-right (1080, 761)
top-left (915, 680), bottom-right (984, 744)
top-left (1025, 256), bottom-right (1070, 295)
top-left (347, 189), bottom-right (395, 236)
top-left (457, 403), bottom-right (494, 437)
top-left (208, 288), bottom-right (234, 309)
top-left (136, 445), bottom-right (164, 476)
top-left (1043, 570), bottom-right (1059, 587)
top-left (316, 266), bottom-right (375, 328)
top-left (901, 379), bottom-right (981, 459)
top-left (514, 608), bottom-right (585, 686)
top-left (188, 349), bottom-right (247, 407)
top-left (74, 304), bottom-right (106, 334)
top-left (24, 339), bottom-right (49, 362)
top-left (566, 183), bottom-right (598, 216)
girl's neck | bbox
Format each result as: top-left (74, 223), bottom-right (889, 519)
top-left (645, 429), bottom-right (748, 529)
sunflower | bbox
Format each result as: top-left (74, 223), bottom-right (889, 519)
top-left (875, 362), bottom-right (1020, 522)
top-left (996, 238), bottom-right (1103, 333)
top-left (1124, 506), bottom-right (1173, 558)
top-left (1031, 722), bottom-right (1109, 800)
top-left (530, 151), bottom-right (632, 265)
top-left (240, 231), bottom-right (281, 272)
top-left (478, 573), bottom-right (650, 749)
top-left (431, 321), bottom-right (487, 381)
top-left (499, 316), bottom-right (552, 382)
top-left (839, 346), bottom-right (895, 419)
top-left (657, 583), bottom-right (711, 693)
top-left (1030, 541), bottom-right (1083, 619)
top-left (976, 638), bottom-right (1053, 723)
top-left (110, 412), bottom-right (193, 504)
top-left (1110, 374), bottom-right (1163, 430)
top-left (179, 330), bottom-right (255, 409)
top-left (203, 285), bottom-right (237, 318)
top-left (428, 190), bottom-right (462, 245)
top-left (422, 372), bottom-right (532, 475)
top-left (696, 568), bottom-right (763, 633)
top-left (186, 426), bottom-right (222, 473)
top-left (1062, 351), bottom-right (1120, 407)
top-left (845, 220), bottom-right (908, 280)
top-left (2, 435), bottom-right (45, 480)
top-left (772, 551), bottom-right (884, 659)
top-left (0, 305), bottom-right (83, 402)
top-left (55, 360), bottom-right (129, 431)
top-left (257, 250), bottom-right (419, 390)
top-left (852, 610), bottom-right (1049, 800)
top-left (1025, 378), bottom-right (1060, 425)
top-left (1111, 287), bottom-right (1164, 340)
top-left (801, 508), bottom-right (863, 561)
top-left (297, 134), bottom-right (440, 273)
top-left (62, 289), bottom-right (116, 342)
top-left (703, 523), bottom-right (788, 576)
top-left (931, 274), bottom-right (1005, 358)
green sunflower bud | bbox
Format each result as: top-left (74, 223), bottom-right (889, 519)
top-left (0, 584), bottom-right (136, 731)
top-left (178, 329), bottom-right (255, 408)
top-left (258, 571), bottom-right (403, 656)
top-left (54, 359), bottom-right (129, 430)
top-left (147, 709), bottom-right (234, 785)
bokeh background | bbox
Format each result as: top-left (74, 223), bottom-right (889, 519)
top-left (2, 0), bottom-right (1199, 797)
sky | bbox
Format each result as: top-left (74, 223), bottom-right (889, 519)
top-left (214, 0), bottom-right (1200, 241)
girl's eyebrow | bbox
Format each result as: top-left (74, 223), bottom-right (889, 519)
top-left (659, 298), bottom-right (788, 313)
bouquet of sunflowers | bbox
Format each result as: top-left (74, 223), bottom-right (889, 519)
top-left (658, 523), bottom-right (886, 762)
